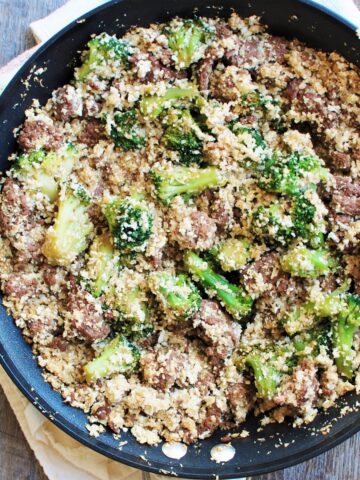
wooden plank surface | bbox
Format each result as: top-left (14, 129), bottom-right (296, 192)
top-left (0, 1), bottom-right (359, 479)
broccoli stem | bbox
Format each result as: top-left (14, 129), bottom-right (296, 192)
top-left (333, 317), bottom-right (355, 379)
top-left (151, 165), bottom-right (226, 205)
top-left (280, 245), bottom-right (338, 278)
top-left (86, 233), bottom-right (116, 298)
top-left (245, 353), bottom-right (280, 399)
top-left (332, 294), bottom-right (360, 379)
top-left (184, 251), bottom-right (253, 321)
top-left (42, 185), bottom-right (93, 266)
top-left (282, 285), bottom-right (348, 336)
top-left (84, 335), bottom-right (140, 383)
top-left (140, 86), bottom-right (198, 119)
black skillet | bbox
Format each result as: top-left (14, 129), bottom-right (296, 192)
top-left (0, 0), bottom-right (359, 477)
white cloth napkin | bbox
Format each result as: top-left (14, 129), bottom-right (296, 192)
top-left (0, 1), bottom-right (358, 479)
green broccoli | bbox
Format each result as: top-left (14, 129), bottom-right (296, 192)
top-left (332, 294), bottom-right (360, 379)
top-left (184, 251), bottom-right (253, 321)
top-left (162, 110), bottom-right (204, 165)
top-left (258, 152), bottom-right (329, 196)
top-left (84, 334), bottom-right (140, 383)
top-left (251, 202), bottom-right (295, 246)
top-left (42, 184), bottom-right (93, 266)
top-left (235, 341), bottom-right (296, 399)
top-left (84, 232), bottom-right (118, 298)
top-left (282, 285), bottom-right (349, 336)
top-left (241, 90), bottom-right (278, 110)
top-left (165, 18), bottom-right (215, 68)
top-left (251, 194), bottom-right (317, 246)
top-left (140, 85), bottom-right (199, 119)
top-left (151, 165), bottom-right (226, 205)
top-left (292, 323), bottom-right (332, 358)
top-left (104, 197), bottom-right (153, 253)
top-left (280, 244), bottom-right (338, 278)
top-left (110, 110), bottom-right (146, 150)
top-left (244, 351), bottom-right (282, 399)
top-left (107, 270), bottom-right (153, 338)
top-left (210, 238), bottom-right (252, 272)
top-left (76, 33), bottom-right (131, 81)
top-left (228, 121), bottom-right (267, 151)
top-left (14, 144), bottom-right (77, 202)
top-left (149, 271), bottom-right (201, 320)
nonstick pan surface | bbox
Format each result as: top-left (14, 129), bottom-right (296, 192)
top-left (0, 1), bottom-right (359, 477)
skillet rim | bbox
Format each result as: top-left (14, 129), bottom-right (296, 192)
top-left (0, 0), bottom-right (359, 477)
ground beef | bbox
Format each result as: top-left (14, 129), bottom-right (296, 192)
top-left (196, 403), bottom-right (223, 439)
top-left (314, 143), bottom-right (351, 173)
top-left (225, 35), bottom-right (289, 70)
top-left (0, 178), bottom-right (43, 261)
top-left (3, 274), bottom-right (38, 298)
top-left (78, 119), bottom-right (106, 147)
top-left (210, 197), bottom-right (234, 232)
top-left (283, 80), bottom-right (339, 129)
top-left (328, 213), bottom-right (360, 252)
top-left (51, 85), bottom-right (83, 122)
top-left (227, 378), bottom-right (256, 422)
top-left (18, 119), bottom-right (63, 151)
top-left (194, 300), bottom-right (241, 362)
top-left (130, 54), bottom-right (187, 83)
top-left (345, 255), bottom-right (360, 295)
top-left (273, 359), bottom-right (319, 420)
top-left (197, 45), bottom-right (223, 91)
top-left (65, 286), bottom-right (110, 342)
top-left (210, 66), bottom-right (239, 101)
top-left (330, 176), bottom-right (360, 216)
top-left (243, 251), bottom-right (291, 297)
top-left (140, 347), bottom-right (187, 391)
top-left (170, 210), bottom-right (217, 250)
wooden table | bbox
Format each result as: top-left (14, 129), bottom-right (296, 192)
top-left (0, 1), bottom-right (359, 479)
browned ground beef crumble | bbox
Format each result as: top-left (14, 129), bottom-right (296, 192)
top-left (0, 14), bottom-right (359, 445)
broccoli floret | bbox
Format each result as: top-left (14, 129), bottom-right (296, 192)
top-left (241, 90), bottom-right (277, 110)
top-left (110, 110), bottom-right (146, 151)
top-left (244, 351), bottom-right (281, 399)
top-left (107, 270), bottom-right (153, 338)
top-left (292, 323), bottom-right (332, 358)
top-left (332, 294), bottom-right (360, 379)
top-left (151, 165), bottom-right (226, 205)
top-left (84, 334), bottom-right (140, 383)
top-left (282, 285), bottom-right (349, 336)
top-left (235, 341), bottom-right (296, 399)
top-left (164, 127), bottom-right (203, 165)
top-left (140, 85), bottom-right (199, 119)
top-left (14, 144), bottom-right (77, 202)
top-left (210, 238), bottom-right (252, 272)
top-left (251, 202), bottom-right (295, 246)
top-left (165, 18), bottom-right (215, 68)
top-left (104, 197), bottom-right (153, 253)
top-left (76, 33), bottom-right (130, 81)
top-left (251, 194), bottom-right (317, 246)
top-left (291, 194), bottom-right (316, 236)
top-left (258, 152), bottom-right (329, 196)
top-left (149, 271), bottom-right (201, 320)
top-left (42, 184), bottom-right (93, 266)
top-left (84, 232), bottom-right (118, 298)
top-left (228, 121), bottom-right (267, 150)
top-left (280, 244), bottom-right (338, 278)
top-left (184, 251), bottom-right (253, 321)
top-left (162, 109), bottom-right (204, 165)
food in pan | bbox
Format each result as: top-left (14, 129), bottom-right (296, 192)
top-left (0, 13), bottom-right (359, 446)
